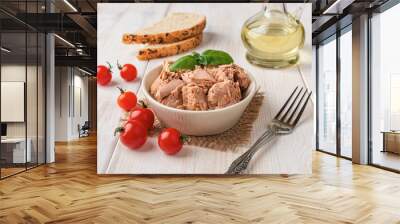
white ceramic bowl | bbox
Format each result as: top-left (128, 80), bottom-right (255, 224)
top-left (141, 65), bottom-right (257, 136)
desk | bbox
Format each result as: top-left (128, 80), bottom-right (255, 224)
top-left (382, 131), bottom-right (400, 154)
top-left (1, 138), bottom-right (31, 163)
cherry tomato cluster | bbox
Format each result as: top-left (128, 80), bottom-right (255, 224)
top-left (114, 88), bottom-right (185, 155)
top-left (99, 61), bottom-right (186, 155)
top-left (97, 61), bottom-right (137, 85)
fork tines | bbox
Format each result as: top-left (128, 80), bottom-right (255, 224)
top-left (274, 86), bottom-right (312, 127)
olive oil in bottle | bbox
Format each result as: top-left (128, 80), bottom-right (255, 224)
top-left (241, 5), bottom-right (305, 68)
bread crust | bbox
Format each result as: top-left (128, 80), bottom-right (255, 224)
top-left (137, 34), bottom-right (203, 60)
top-left (123, 18), bottom-right (206, 45)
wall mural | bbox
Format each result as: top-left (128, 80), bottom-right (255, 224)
top-left (97, 3), bottom-right (314, 174)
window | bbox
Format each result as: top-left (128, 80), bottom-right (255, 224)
top-left (370, 2), bottom-right (400, 171)
top-left (317, 37), bottom-right (337, 154)
top-left (316, 26), bottom-right (353, 159)
top-left (390, 74), bottom-right (400, 130)
top-left (339, 28), bottom-right (352, 158)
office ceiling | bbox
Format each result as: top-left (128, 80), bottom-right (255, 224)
top-left (0, 0), bottom-right (394, 74)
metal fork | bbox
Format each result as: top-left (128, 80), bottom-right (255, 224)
top-left (226, 86), bottom-right (312, 174)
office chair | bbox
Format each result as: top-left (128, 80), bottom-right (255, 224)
top-left (79, 121), bottom-right (90, 138)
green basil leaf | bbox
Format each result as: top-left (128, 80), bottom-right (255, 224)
top-left (168, 49), bottom-right (234, 71)
top-left (192, 52), bottom-right (205, 65)
top-left (198, 56), bottom-right (208, 65)
top-left (169, 55), bottom-right (198, 72)
top-left (192, 52), bottom-right (201, 59)
top-left (201, 49), bottom-right (234, 65)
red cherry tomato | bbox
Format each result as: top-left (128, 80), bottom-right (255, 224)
top-left (128, 108), bottom-right (154, 130)
top-left (117, 87), bottom-right (137, 112)
top-left (115, 120), bottom-right (147, 149)
top-left (97, 63), bottom-right (112, 85)
top-left (118, 61), bottom-right (137, 81)
top-left (158, 128), bottom-right (184, 155)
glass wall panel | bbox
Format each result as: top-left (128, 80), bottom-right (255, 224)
top-left (371, 3), bottom-right (400, 171)
top-left (339, 29), bottom-right (352, 158)
top-left (0, 1), bottom-right (46, 178)
top-left (1, 30), bottom-right (28, 177)
top-left (317, 37), bottom-right (337, 154)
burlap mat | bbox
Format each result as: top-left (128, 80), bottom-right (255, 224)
top-left (149, 92), bottom-right (264, 152)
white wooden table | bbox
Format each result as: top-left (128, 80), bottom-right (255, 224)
top-left (97, 3), bottom-right (313, 174)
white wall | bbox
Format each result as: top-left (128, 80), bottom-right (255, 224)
top-left (54, 67), bottom-right (89, 141)
top-left (1, 65), bottom-right (26, 139)
top-left (72, 74), bottom-right (89, 138)
top-left (1, 65), bottom-right (41, 137)
top-left (54, 67), bottom-right (69, 141)
top-left (1, 64), bottom-right (46, 164)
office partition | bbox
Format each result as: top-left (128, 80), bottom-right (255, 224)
top-left (0, 1), bottom-right (47, 179)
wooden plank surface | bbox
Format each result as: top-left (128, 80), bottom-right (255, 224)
top-left (97, 4), bottom-right (170, 173)
top-left (2, 136), bottom-right (400, 223)
top-left (97, 3), bottom-right (314, 174)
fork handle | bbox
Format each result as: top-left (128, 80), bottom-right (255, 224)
top-left (226, 127), bottom-right (276, 174)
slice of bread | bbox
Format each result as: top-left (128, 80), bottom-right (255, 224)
top-left (137, 34), bottom-right (203, 60)
top-left (123, 13), bottom-right (206, 45)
